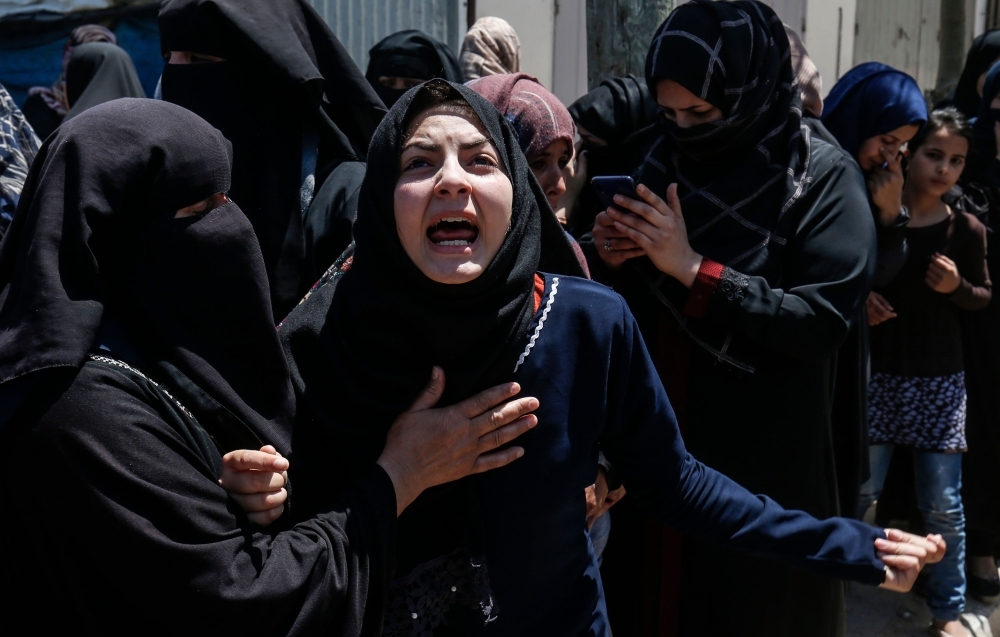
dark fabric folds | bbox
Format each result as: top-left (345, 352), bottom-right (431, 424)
top-left (159, 0), bottom-right (386, 320)
top-left (0, 98), bottom-right (293, 454)
top-left (364, 30), bottom-right (463, 107)
top-left (949, 30), bottom-right (1000, 118)
top-left (821, 62), bottom-right (927, 160)
top-left (63, 42), bottom-right (146, 122)
top-left (973, 61), bottom-right (1000, 168)
top-left (568, 74), bottom-right (659, 146)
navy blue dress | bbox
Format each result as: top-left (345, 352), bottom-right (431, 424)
top-left (473, 273), bottom-right (886, 636)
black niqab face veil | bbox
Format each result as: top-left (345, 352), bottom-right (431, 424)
top-left (365, 30), bottom-right (464, 107)
top-left (0, 99), bottom-right (293, 453)
top-left (159, 0), bottom-right (387, 320)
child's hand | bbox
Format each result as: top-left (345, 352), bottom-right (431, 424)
top-left (219, 445), bottom-right (289, 526)
top-left (866, 291), bottom-right (897, 326)
top-left (926, 253), bottom-right (962, 294)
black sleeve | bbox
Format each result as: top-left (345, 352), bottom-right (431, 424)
top-left (699, 156), bottom-right (878, 361)
top-left (10, 364), bottom-right (396, 637)
top-left (304, 160), bottom-right (366, 284)
top-left (873, 213), bottom-right (910, 287)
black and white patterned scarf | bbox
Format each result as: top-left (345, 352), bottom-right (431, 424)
top-left (637, 0), bottom-right (810, 270)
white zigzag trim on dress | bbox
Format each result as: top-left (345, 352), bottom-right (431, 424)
top-left (513, 277), bottom-right (559, 373)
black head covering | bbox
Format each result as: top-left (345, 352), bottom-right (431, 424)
top-left (365, 30), bottom-right (463, 107)
top-left (973, 61), bottom-right (1000, 165)
top-left (636, 0), bottom-right (807, 268)
top-left (64, 42), bottom-right (147, 122)
top-left (158, 0), bottom-right (387, 320)
top-left (567, 74), bottom-right (662, 236)
top-left (951, 30), bottom-right (1000, 119)
top-left (568, 74), bottom-right (659, 146)
top-left (0, 98), bottom-right (293, 453)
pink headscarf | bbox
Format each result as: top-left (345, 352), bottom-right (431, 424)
top-left (466, 72), bottom-right (575, 162)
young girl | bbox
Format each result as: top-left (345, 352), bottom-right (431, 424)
top-left (863, 108), bottom-right (992, 637)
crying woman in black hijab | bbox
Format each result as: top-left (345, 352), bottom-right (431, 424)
top-left (158, 0), bottom-right (387, 321)
top-left (365, 30), bottom-right (463, 108)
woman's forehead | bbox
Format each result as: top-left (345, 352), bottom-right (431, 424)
top-left (404, 106), bottom-right (493, 145)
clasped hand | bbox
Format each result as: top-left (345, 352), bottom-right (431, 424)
top-left (594, 183), bottom-right (702, 287)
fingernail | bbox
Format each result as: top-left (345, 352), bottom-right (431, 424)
top-left (516, 448), bottom-right (525, 458)
top-left (275, 458), bottom-right (290, 470)
top-left (613, 195), bottom-right (623, 203)
top-left (431, 367), bottom-right (440, 380)
top-left (509, 382), bottom-right (520, 394)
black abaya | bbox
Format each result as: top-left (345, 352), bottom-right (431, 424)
top-left (0, 99), bottom-right (398, 636)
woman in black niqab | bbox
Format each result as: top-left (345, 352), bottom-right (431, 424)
top-left (63, 41), bottom-right (146, 122)
top-left (158, 0), bottom-right (387, 320)
top-left (0, 98), bottom-right (400, 636)
top-left (365, 30), bottom-right (463, 107)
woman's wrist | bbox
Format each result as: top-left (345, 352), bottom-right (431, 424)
top-left (676, 253), bottom-right (704, 288)
top-left (376, 454), bottom-right (421, 516)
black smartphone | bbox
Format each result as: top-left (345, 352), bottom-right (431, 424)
top-left (591, 176), bottom-right (640, 213)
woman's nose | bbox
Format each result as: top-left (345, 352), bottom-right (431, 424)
top-left (436, 157), bottom-right (472, 196)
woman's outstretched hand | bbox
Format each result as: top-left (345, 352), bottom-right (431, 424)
top-left (219, 445), bottom-right (289, 526)
top-left (877, 528), bottom-right (946, 592)
top-left (606, 183), bottom-right (703, 288)
top-left (377, 367), bottom-right (539, 516)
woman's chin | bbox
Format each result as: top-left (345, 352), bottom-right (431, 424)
top-left (417, 256), bottom-right (487, 284)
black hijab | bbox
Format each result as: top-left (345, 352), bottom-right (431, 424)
top-left (949, 29), bottom-right (1000, 119)
top-left (63, 42), bottom-right (146, 122)
top-left (568, 74), bottom-right (659, 146)
top-left (0, 99), bottom-right (293, 454)
top-left (636, 0), bottom-right (807, 268)
top-left (567, 74), bottom-right (661, 237)
top-left (365, 30), bottom-right (464, 107)
top-left (158, 0), bottom-right (387, 320)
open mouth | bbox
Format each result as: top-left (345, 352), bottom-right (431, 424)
top-left (427, 217), bottom-right (480, 246)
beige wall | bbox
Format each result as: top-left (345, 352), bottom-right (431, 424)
top-left (476, 0), bottom-right (557, 88)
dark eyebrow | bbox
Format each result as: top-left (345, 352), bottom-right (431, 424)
top-left (401, 139), bottom-right (440, 153)
top-left (401, 136), bottom-right (491, 153)
top-left (460, 136), bottom-right (491, 150)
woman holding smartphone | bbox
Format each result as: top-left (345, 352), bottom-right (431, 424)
top-left (586, 2), bottom-right (881, 635)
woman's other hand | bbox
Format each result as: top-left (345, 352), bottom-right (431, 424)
top-left (585, 468), bottom-right (626, 530)
top-left (926, 253), bottom-right (962, 294)
top-left (866, 291), bottom-right (897, 326)
top-left (607, 183), bottom-right (703, 287)
top-left (593, 210), bottom-right (645, 269)
top-left (377, 367), bottom-right (539, 516)
top-left (867, 147), bottom-right (906, 226)
top-left (877, 529), bottom-right (946, 593)
top-left (219, 445), bottom-right (289, 526)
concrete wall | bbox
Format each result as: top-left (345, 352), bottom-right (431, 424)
top-left (476, 0), bottom-right (556, 88)
top-left (852, 0), bottom-right (983, 94)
